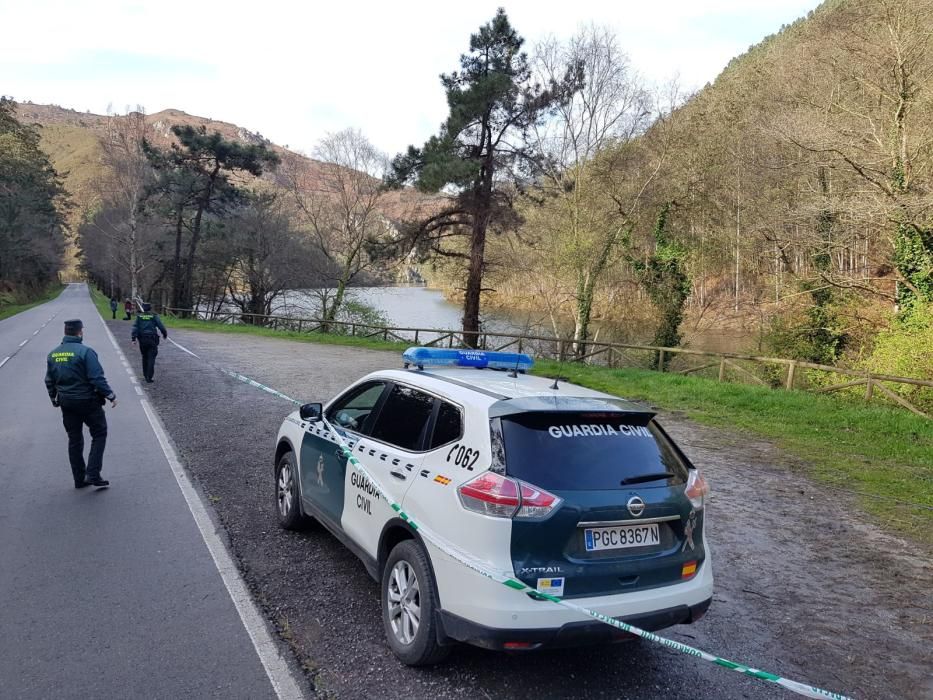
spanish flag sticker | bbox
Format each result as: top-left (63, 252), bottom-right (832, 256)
top-left (433, 475), bottom-right (451, 486)
top-left (681, 561), bottom-right (698, 579)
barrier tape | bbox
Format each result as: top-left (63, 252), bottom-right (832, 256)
top-left (182, 352), bottom-right (853, 700)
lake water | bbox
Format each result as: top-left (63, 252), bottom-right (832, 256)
top-left (272, 286), bottom-right (755, 354)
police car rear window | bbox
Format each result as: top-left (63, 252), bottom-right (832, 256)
top-left (500, 412), bottom-right (689, 490)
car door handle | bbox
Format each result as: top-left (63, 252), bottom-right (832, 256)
top-left (389, 470), bottom-right (407, 481)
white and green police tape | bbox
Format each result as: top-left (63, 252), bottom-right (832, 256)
top-left (206, 362), bottom-right (852, 700)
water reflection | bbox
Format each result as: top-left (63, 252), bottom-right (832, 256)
top-left (268, 287), bottom-right (754, 354)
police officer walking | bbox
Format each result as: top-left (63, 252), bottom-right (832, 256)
top-left (132, 303), bottom-right (168, 383)
top-left (45, 319), bottom-right (117, 489)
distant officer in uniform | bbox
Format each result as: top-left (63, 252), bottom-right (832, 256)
top-left (45, 319), bottom-right (117, 489)
top-left (132, 303), bottom-right (168, 383)
top-left (109, 297), bottom-right (118, 319)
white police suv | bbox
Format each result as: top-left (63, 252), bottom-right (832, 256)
top-left (273, 348), bottom-right (713, 665)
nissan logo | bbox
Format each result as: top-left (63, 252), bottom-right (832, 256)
top-left (627, 496), bottom-right (646, 517)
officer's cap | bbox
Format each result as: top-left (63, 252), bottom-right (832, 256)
top-left (64, 319), bottom-right (83, 334)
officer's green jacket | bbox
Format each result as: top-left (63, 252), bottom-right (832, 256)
top-left (132, 313), bottom-right (167, 342)
top-left (45, 335), bottom-right (115, 402)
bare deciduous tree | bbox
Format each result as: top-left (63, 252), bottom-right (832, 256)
top-left (93, 107), bottom-right (157, 300)
top-left (525, 27), bottom-right (671, 353)
top-left (283, 128), bottom-right (391, 325)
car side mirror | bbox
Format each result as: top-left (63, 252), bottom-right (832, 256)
top-left (299, 402), bottom-right (323, 422)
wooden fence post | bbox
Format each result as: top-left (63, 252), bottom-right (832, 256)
top-left (865, 374), bottom-right (874, 401)
top-left (414, 329), bottom-right (419, 345)
top-left (658, 350), bottom-right (666, 372)
top-left (718, 357), bottom-right (726, 382)
top-left (786, 361), bottom-right (797, 390)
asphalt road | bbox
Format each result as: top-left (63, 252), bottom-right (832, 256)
top-left (0, 285), bottom-right (304, 699)
top-left (126, 324), bottom-right (931, 700)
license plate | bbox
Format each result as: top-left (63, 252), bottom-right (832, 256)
top-left (584, 523), bottom-right (660, 552)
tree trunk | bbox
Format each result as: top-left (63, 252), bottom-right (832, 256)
top-left (182, 205), bottom-right (204, 311)
top-left (181, 165), bottom-right (220, 313)
top-left (171, 211), bottom-right (185, 311)
top-left (573, 272), bottom-right (593, 357)
top-left (128, 202), bottom-right (139, 301)
top-left (462, 214), bottom-right (488, 349)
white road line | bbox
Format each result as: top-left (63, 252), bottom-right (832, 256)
top-left (18, 339), bottom-right (28, 347)
top-left (135, 386), bottom-right (143, 395)
top-left (168, 337), bottom-right (199, 358)
top-left (33, 330), bottom-right (39, 336)
top-left (0, 357), bottom-right (8, 368)
top-left (95, 302), bottom-right (302, 697)
top-left (140, 400), bottom-right (303, 700)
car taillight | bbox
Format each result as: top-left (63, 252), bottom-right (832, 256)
top-left (458, 472), bottom-right (520, 517)
top-left (516, 482), bottom-right (559, 519)
top-left (458, 472), bottom-right (561, 520)
top-left (685, 470), bottom-right (710, 509)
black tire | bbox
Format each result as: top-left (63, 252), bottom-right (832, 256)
top-left (382, 539), bottom-right (450, 666)
top-left (274, 451), bottom-right (306, 530)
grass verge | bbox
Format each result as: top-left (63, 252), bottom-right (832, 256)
top-left (87, 287), bottom-right (932, 543)
top-left (0, 284), bottom-right (65, 322)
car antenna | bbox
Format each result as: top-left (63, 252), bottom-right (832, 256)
top-left (550, 338), bottom-right (570, 390)
top-left (507, 351), bottom-right (521, 378)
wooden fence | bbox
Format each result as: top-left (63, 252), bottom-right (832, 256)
top-left (159, 306), bottom-right (933, 419)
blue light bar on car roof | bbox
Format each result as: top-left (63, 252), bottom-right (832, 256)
top-left (403, 347), bottom-right (534, 372)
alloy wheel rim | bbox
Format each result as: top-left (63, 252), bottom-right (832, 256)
top-left (277, 463), bottom-right (292, 517)
top-left (387, 560), bottom-right (421, 645)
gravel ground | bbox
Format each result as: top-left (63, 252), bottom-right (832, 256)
top-left (112, 323), bottom-right (933, 700)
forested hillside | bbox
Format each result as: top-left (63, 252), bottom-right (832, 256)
top-left (472, 0), bottom-right (932, 386)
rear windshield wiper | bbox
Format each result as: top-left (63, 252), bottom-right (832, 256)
top-left (620, 472), bottom-right (675, 485)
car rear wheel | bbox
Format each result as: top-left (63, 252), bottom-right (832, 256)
top-left (275, 451), bottom-right (306, 530)
top-left (382, 540), bottom-right (449, 666)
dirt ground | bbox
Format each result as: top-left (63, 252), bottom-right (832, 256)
top-left (112, 323), bottom-right (933, 700)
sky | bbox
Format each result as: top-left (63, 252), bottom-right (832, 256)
top-left (1, 0), bottom-right (821, 157)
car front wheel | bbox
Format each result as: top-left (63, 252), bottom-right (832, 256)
top-left (382, 539), bottom-right (449, 666)
top-left (275, 451), bottom-right (305, 530)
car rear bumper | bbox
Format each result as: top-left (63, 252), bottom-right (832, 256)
top-left (437, 597), bottom-right (712, 650)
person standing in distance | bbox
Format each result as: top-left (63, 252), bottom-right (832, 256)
top-left (109, 297), bottom-right (118, 319)
top-left (45, 319), bottom-right (117, 489)
top-left (132, 303), bottom-right (168, 383)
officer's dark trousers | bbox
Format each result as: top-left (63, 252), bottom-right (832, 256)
top-left (139, 337), bottom-right (159, 381)
top-left (59, 398), bottom-right (107, 484)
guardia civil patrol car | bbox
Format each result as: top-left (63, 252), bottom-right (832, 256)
top-left (273, 347), bottom-right (712, 665)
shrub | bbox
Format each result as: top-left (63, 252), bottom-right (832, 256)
top-left (863, 303), bottom-right (933, 410)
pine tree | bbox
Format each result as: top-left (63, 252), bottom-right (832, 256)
top-left (143, 125), bottom-right (279, 311)
top-left (388, 9), bottom-right (578, 347)
top-left (0, 98), bottom-right (66, 296)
